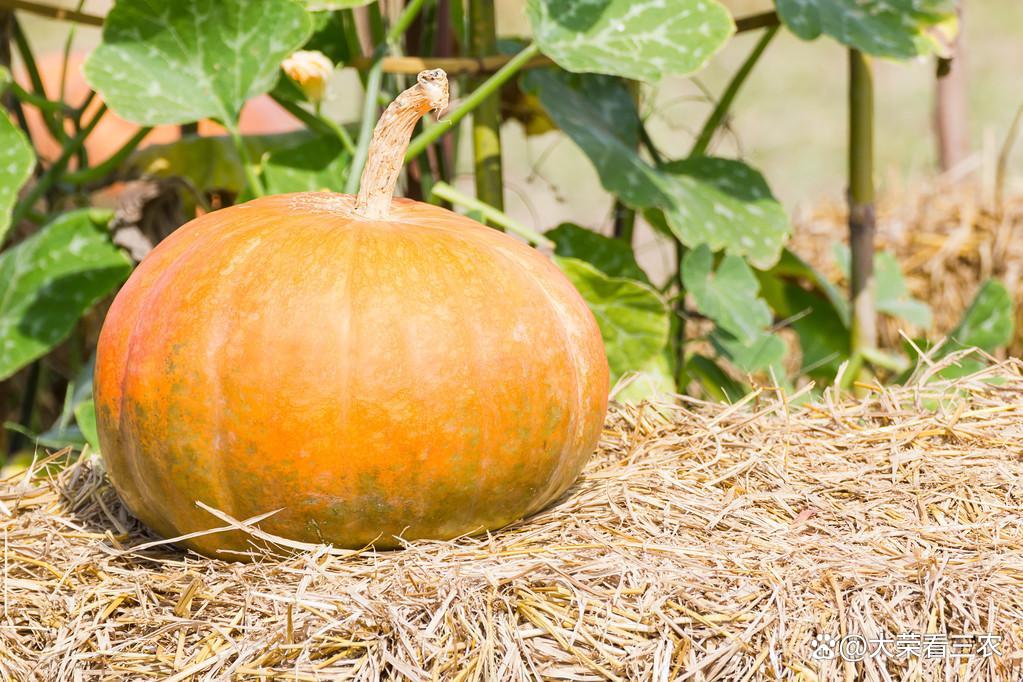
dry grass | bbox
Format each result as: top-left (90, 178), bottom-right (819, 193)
top-left (3, 354), bottom-right (1023, 680)
top-left (793, 179), bottom-right (1023, 355)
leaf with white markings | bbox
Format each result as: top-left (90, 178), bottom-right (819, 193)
top-left (660, 158), bottom-right (790, 269)
top-left (84, 0), bottom-right (313, 126)
top-left (524, 70), bottom-right (789, 268)
top-left (522, 70), bottom-right (667, 207)
top-left (0, 102), bottom-right (36, 245)
top-left (528, 0), bottom-right (734, 81)
top-left (0, 210), bottom-right (132, 380)
top-left (556, 256), bottom-right (670, 383)
top-left (776, 0), bottom-right (958, 59)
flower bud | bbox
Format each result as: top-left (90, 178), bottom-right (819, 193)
top-left (281, 50), bottom-right (333, 104)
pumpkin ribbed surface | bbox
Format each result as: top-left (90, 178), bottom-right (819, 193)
top-left (95, 192), bottom-right (609, 555)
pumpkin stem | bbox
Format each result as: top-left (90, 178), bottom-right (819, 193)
top-left (354, 69), bottom-right (449, 219)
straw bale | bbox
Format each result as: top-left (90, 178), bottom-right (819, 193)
top-left (2, 354), bottom-right (1023, 680)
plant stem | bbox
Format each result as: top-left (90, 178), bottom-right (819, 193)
top-left (225, 122), bottom-right (264, 198)
top-left (848, 49), bottom-right (877, 357)
top-left (11, 17), bottom-right (66, 144)
top-left (345, 0), bottom-right (431, 194)
top-left (407, 41), bottom-right (540, 162)
top-left (63, 125), bottom-right (152, 185)
top-left (690, 24), bottom-right (778, 157)
top-left (431, 181), bottom-right (552, 247)
top-left (468, 0), bottom-right (504, 213)
top-left (7, 103), bottom-right (106, 238)
top-left (272, 93), bottom-right (356, 155)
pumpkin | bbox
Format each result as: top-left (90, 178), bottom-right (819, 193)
top-left (95, 69), bottom-right (609, 558)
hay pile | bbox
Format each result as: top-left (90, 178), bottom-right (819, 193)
top-left (3, 355), bottom-right (1023, 681)
top-left (792, 180), bottom-right (1023, 354)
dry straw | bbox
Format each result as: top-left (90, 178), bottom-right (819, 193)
top-left (3, 353), bottom-right (1023, 680)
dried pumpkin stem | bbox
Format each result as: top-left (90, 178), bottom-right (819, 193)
top-left (354, 69), bottom-right (449, 220)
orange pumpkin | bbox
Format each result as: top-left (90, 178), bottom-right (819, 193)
top-left (95, 70), bottom-right (609, 557)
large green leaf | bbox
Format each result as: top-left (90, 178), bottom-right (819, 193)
top-left (659, 158), bottom-right (790, 269)
top-left (0, 210), bottom-right (132, 380)
top-left (522, 70), bottom-right (665, 206)
top-left (682, 245), bottom-right (771, 344)
top-left (946, 280), bottom-right (1013, 353)
top-left (547, 223), bottom-right (650, 284)
top-left (84, 0), bottom-right (313, 126)
top-left (524, 70), bottom-right (790, 268)
top-left (776, 0), bottom-right (958, 59)
top-left (261, 135), bottom-right (350, 194)
top-left (527, 0), bottom-right (734, 81)
top-left (556, 256), bottom-right (670, 383)
top-left (0, 106), bottom-right (36, 244)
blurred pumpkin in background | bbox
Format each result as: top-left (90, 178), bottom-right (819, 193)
top-left (18, 52), bottom-right (299, 165)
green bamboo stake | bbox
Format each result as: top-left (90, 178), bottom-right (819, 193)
top-left (468, 0), bottom-right (504, 213)
top-left (848, 49), bottom-right (877, 363)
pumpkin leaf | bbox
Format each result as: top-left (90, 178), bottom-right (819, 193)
top-left (0, 210), bottom-right (132, 381)
top-left (0, 106), bottom-right (37, 245)
top-left (776, 0), bottom-right (958, 59)
top-left (547, 223), bottom-right (650, 284)
top-left (522, 70), bottom-right (665, 206)
top-left (524, 71), bottom-right (789, 268)
top-left (84, 0), bottom-right (313, 126)
top-left (946, 279), bottom-right (1013, 353)
top-left (556, 256), bottom-right (670, 383)
top-left (527, 0), bottom-right (734, 81)
top-left (261, 135), bottom-right (350, 194)
top-left (612, 352), bottom-right (677, 402)
top-left (767, 247), bottom-right (849, 325)
top-left (682, 244), bottom-right (772, 344)
top-left (756, 266), bottom-right (849, 380)
top-left (659, 158), bottom-right (790, 270)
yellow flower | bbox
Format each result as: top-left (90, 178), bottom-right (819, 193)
top-left (281, 50), bottom-right (334, 104)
